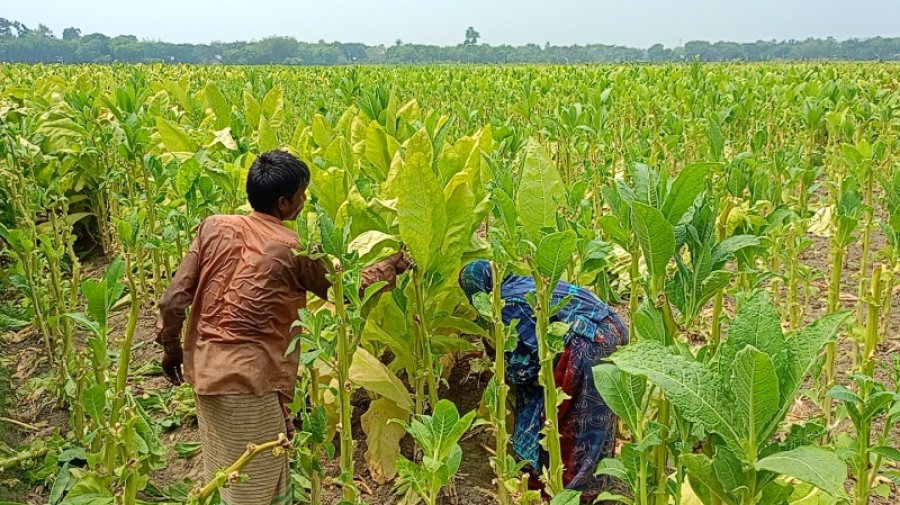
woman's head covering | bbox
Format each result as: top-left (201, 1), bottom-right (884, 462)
top-left (458, 259), bottom-right (493, 302)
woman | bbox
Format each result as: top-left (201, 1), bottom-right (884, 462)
top-left (459, 260), bottom-right (628, 499)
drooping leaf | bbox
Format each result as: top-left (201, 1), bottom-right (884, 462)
top-left (361, 397), bottom-right (410, 484)
top-left (756, 446), bottom-right (847, 497)
top-left (611, 342), bottom-right (740, 449)
top-left (592, 364), bottom-right (646, 433)
top-left (770, 311), bottom-right (850, 436)
top-left (350, 347), bottom-right (414, 413)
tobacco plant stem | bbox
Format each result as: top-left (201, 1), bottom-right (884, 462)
top-left (628, 247), bottom-right (640, 340)
top-left (333, 270), bottom-right (358, 504)
top-left (822, 244), bottom-right (844, 434)
top-left (105, 252), bottom-right (140, 474)
top-left (413, 273), bottom-right (438, 410)
top-left (530, 270), bottom-right (564, 494)
top-left (862, 266), bottom-right (882, 376)
top-left (490, 262), bottom-right (511, 505)
top-left (856, 166), bottom-right (875, 322)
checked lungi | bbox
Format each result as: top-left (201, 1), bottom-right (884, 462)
top-left (196, 394), bottom-right (290, 505)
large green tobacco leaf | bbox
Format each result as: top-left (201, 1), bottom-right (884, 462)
top-left (174, 158), bottom-right (201, 197)
top-left (660, 162), bottom-right (714, 225)
top-left (204, 83), bottom-right (231, 130)
top-left (716, 290), bottom-right (785, 383)
top-left (258, 116), bottom-right (278, 152)
top-left (611, 342), bottom-right (741, 449)
top-left (395, 128), bottom-right (446, 272)
top-left (711, 235), bottom-right (761, 267)
top-left (155, 117), bottom-right (197, 155)
top-left (630, 202), bottom-right (675, 285)
top-left (535, 230), bottom-right (577, 285)
top-left (516, 139), bottom-right (564, 242)
top-left (769, 312), bottom-right (850, 436)
top-left (732, 346), bottom-right (780, 446)
top-left (755, 446), bottom-right (847, 497)
top-left (365, 121), bottom-right (396, 181)
top-left (350, 347), bottom-right (414, 413)
top-left (592, 364), bottom-right (646, 433)
top-left (313, 167), bottom-right (348, 219)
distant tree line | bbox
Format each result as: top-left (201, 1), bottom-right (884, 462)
top-left (1, 19), bottom-right (897, 64)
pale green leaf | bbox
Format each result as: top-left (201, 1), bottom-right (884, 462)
top-left (756, 446), bottom-right (847, 497)
top-left (350, 347), bottom-right (414, 413)
top-left (516, 139), bottom-right (564, 242)
top-left (630, 202), bottom-right (675, 283)
top-left (611, 342), bottom-right (741, 449)
top-left (396, 128), bottom-right (445, 271)
top-left (733, 346), bottom-right (780, 443)
top-left (535, 230), bottom-right (577, 284)
top-left (155, 117), bottom-right (197, 154)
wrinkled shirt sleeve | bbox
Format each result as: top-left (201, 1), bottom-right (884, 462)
top-left (155, 222), bottom-right (204, 344)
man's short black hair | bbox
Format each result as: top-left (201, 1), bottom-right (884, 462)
top-left (246, 150), bottom-right (310, 214)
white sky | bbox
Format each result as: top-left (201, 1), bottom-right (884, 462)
top-left (4, 0), bottom-right (899, 47)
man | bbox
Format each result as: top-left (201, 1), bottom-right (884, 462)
top-left (459, 260), bottom-right (628, 500)
top-left (156, 150), bottom-right (409, 505)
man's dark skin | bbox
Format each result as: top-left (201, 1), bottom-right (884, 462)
top-left (160, 182), bottom-right (410, 385)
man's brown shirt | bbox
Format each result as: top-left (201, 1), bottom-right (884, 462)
top-left (156, 211), bottom-right (397, 399)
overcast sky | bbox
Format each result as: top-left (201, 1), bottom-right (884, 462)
top-left (5, 0), bottom-right (898, 48)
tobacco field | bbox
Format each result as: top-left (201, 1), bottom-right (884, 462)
top-left (0, 63), bottom-right (898, 505)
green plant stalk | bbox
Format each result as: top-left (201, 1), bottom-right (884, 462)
top-left (638, 450), bottom-right (649, 505)
top-left (0, 444), bottom-right (50, 473)
top-left (653, 293), bottom-right (676, 505)
top-left (878, 255), bottom-right (897, 336)
top-left (787, 231), bottom-right (801, 329)
top-left (104, 251), bottom-right (140, 475)
top-left (866, 414), bottom-right (893, 493)
top-left (822, 243), bottom-right (845, 434)
top-left (489, 261), bottom-right (510, 505)
top-left (856, 164), bottom-right (875, 323)
top-left (11, 170), bottom-right (54, 367)
top-left (123, 411), bottom-right (140, 505)
top-left (862, 266), bottom-right (882, 377)
top-left (710, 290), bottom-right (724, 350)
top-left (853, 409), bottom-right (872, 505)
top-left (332, 269), bottom-right (358, 504)
top-left (412, 273), bottom-right (439, 411)
top-left (529, 269), bottom-right (564, 494)
top-left (138, 156), bottom-right (165, 300)
top-left (308, 366), bottom-right (323, 505)
top-left (628, 246), bottom-right (640, 340)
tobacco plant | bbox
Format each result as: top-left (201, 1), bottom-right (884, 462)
top-left (609, 291), bottom-right (850, 505)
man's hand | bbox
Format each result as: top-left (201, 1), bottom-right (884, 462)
top-left (391, 251), bottom-right (413, 275)
top-left (162, 344), bottom-right (185, 385)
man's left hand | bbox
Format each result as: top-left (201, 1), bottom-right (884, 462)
top-left (162, 344), bottom-right (184, 385)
